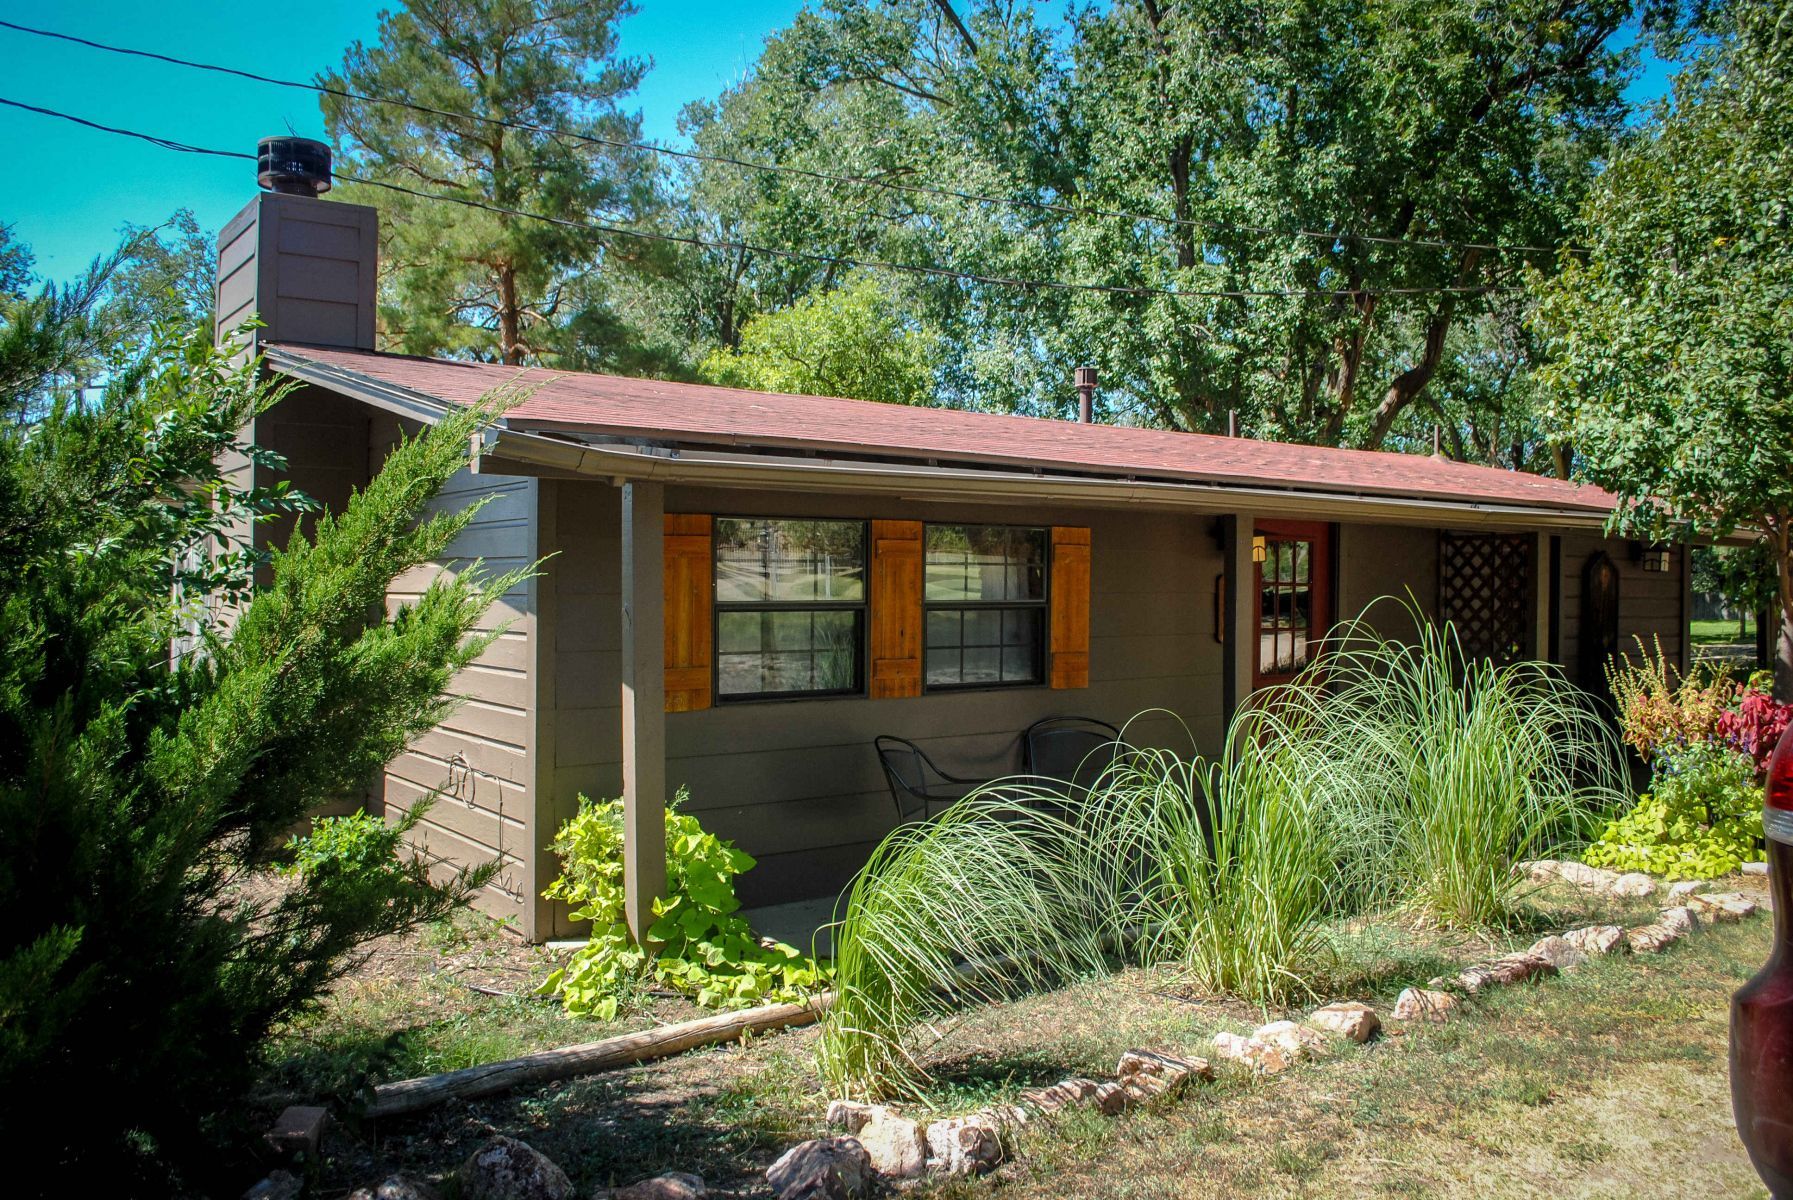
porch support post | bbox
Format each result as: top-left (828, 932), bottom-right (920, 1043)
top-left (1220, 514), bottom-right (1254, 724)
top-left (1528, 532), bottom-right (1551, 663)
top-left (621, 480), bottom-right (667, 945)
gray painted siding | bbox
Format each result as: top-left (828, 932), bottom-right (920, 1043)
top-left (1336, 523), bottom-right (1440, 638)
top-left (371, 413), bottom-right (543, 932)
top-left (544, 484), bottom-right (1227, 914)
top-left (1557, 533), bottom-right (1687, 687)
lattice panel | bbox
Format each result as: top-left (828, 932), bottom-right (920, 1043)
top-left (1439, 533), bottom-right (1532, 666)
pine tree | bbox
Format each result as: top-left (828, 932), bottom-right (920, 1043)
top-left (322, 0), bottom-right (656, 365)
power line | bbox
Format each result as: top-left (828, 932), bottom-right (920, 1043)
top-left (0, 95), bottom-right (1514, 304)
top-left (0, 16), bottom-right (1575, 260)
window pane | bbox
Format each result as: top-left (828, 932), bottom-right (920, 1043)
top-left (716, 518), bottom-right (864, 604)
top-left (923, 606), bottom-right (1042, 687)
top-left (716, 609), bottom-right (859, 698)
top-left (925, 525), bottom-right (1046, 602)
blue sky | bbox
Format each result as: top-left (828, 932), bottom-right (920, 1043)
top-left (0, 1), bottom-right (1674, 279)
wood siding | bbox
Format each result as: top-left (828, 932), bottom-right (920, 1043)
top-left (371, 414), bottom-right (543, 933)
top-left (1556, 533), bottom-right (1687, 688)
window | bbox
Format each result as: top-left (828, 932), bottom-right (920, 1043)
top-left (714, 518), bottom-right (866, 700)
top-left (924, 524), bottom-right (1048, 689)
top-left (1253, 521), bottom-right (1331, 687)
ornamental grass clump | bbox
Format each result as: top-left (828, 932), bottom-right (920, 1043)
top-left (817, 711), bottom-right (1377, 1098)
top-left (814, 796), bottom-right (1116, 1097)
top-left (817, 600), bottom-right (1626, 1098)
top-left (1280, 602), bottom-right (1625, 928)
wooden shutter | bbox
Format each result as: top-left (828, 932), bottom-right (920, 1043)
top-left (1050, 526), bottom-right (1091, 689)
top-left (869, 520), bottom-right (924, 698)
top-left (663, 513), bottom-right (713, 712)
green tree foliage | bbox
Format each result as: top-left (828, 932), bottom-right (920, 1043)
top-left (699, 274), bottom-right (942, 404)
top-left (652, 0), bottom-right (1640, 454)
top-left (0, 222), bottom-right (34, 299)
top-left (106, 208), bottom-right (217, 337)
top-left (1694, 543), bottom-right (1778, 636)
top-left (0, 260), bottom-right (514, 1186)
top-left (321, 0), bottom-right (662, 367)
top-left (1536, 0), bottom-right (1793, 655)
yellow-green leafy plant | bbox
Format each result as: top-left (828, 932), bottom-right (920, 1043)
top-left (539, 791), bottom-right (829, 1019)
top-left (1584, 743), bottom-right (1764, 879)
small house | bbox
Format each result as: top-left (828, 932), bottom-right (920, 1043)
top-left (217, 185), bottom-right (1689, 943)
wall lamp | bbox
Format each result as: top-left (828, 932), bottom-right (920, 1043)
top-left (1251, 535), bottom-right (1268, 564)
top-left (1633, 542), bottom-right (1673, 573)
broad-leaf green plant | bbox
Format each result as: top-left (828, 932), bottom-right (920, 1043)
top-left (1585, 743), bottom-right (1763, 879)
top-left (540, 791), bottom-right (829, 1019)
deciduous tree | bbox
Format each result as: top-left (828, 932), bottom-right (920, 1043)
top-left (1537, 0), bottom-right (1793, 691)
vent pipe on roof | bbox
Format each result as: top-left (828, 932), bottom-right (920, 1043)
top-left (257, 136), bottom-right (333, 197)
top-left (1074, 365), bottom-right (1098, 423)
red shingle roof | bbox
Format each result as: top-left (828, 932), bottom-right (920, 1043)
top-left (269, 343), bottom-right (1614, 514)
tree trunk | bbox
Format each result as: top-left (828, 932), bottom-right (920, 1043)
top-left (1363, 249), bottom-right (1482, 449)
top-left (1775, 521), bottom-right (1793, 701)
top-left (498, 264), bottom-right (522, 366)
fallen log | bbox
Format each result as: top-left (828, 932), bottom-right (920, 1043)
top-left (367, 992), bottom-right (834, 1119)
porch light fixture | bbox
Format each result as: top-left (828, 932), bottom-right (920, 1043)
top-left (1640, 544), bottom-right (1672, 573)
top-left (1251, 535), bottom-right (1268, 564)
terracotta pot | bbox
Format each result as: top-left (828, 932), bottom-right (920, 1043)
top-left (1733, 719), bottom-right (1793, 1197)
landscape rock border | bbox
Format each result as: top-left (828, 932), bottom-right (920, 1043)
top-left (782, 865), bottom-right (1767, 1199)
top-left (290, 866), bottom-right (1767, 1200)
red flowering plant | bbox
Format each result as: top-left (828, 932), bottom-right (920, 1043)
top-left (1715, 678), bottom-right (1793, 776)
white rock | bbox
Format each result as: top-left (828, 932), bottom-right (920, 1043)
top-left (1392, 987), bottom-right (1458, 1023)
top-left (1555, 861), bottom-right (1621, 890)
top-left (1517, 859), bottom-right (1560, 882)
top-left (924, 1114), bottom-right (1004, 1177)
top-left (1562, 924), bottom-right (1628, 956)
top-left (1116, 1049), bottom-right (1213, 1095)
top-left (1211, 1030), bottom-right (1296, 1074)
top-left (1019, 1077), bottom-right (1103, 1115)
top-left (1611, 872), bottom-right (1658, 898)
top-left (1660, 905), bottom-right (1699, 935)
top-left (1689, 892), bottom-right (1759, 922)
top-left (1253, 1019), bottom-right (1330, 1058)
top-left (1458, 952), bottom-right (1555, 993)
top-left (461, 1138), bottom-right (573, 1200)
top-left (855, 1113), bottom-right (927, 1180)
top-left (1527, 935), bottom-right (1587, 973)
top-left (1742, 861), bottom-right (1769, 877)
top-left (1306, 1001), bottom-right (1380, 1043)
top-left (348, 1178), bottom-right (441, 1200)
top-left (601, 1174), bottom-right (707, 1200)
top-left (824, 1100), bottom-right (876, 1134)
top-left (1668, 880), bottom-right (1709, 901)
top-left (1627, 918), bottom-right (1686, 954)
top-left (766, 1138), bottom-right (872, 1200)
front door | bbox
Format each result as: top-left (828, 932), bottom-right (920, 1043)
top-left (1252, 520), bottom-right (1333, 689)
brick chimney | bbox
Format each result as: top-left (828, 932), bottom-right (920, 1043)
top-left (214, 137), bottom-right (378, 353)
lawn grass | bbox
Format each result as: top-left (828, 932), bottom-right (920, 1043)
top-left (1692, 617), bottom-right (1755, 646)
top-left (279, 876), bottom-right (1773, 1198)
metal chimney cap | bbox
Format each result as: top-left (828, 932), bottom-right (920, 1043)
top-left (1074, 365), bottom-right (1099, 388)
top-left (257, 136), bottom-right (332, 197)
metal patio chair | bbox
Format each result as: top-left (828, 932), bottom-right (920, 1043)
top-left (1022, 715), bottom-right (1127, 798)
top-left (874, 735), bottom-right (988, 822)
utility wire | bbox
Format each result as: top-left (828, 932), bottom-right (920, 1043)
top-left (0, 16), bottom-right (1575, 259)
top-left (0, 95), bottom-right (1508, 302)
